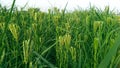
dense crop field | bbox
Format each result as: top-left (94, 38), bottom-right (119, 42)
top-left (1, 1), bottom-right (120, 68)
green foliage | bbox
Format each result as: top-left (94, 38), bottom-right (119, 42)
top-left (0, 2), bottom-right (120, 68)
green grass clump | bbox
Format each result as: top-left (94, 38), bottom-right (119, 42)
top-left (0, 2), bottom-right (120, 68)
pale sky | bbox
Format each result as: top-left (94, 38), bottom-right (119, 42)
top-left (0, 0), bottom-right (120, 12)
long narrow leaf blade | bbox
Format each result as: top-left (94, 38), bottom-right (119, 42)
top-left (99, 33), bottom-right (120, 68)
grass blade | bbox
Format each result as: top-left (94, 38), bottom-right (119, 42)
top-left (98, 33), bottom-right (120, 68)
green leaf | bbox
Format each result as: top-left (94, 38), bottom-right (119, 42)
top-left (98, 33), bottom-right (120, 68)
